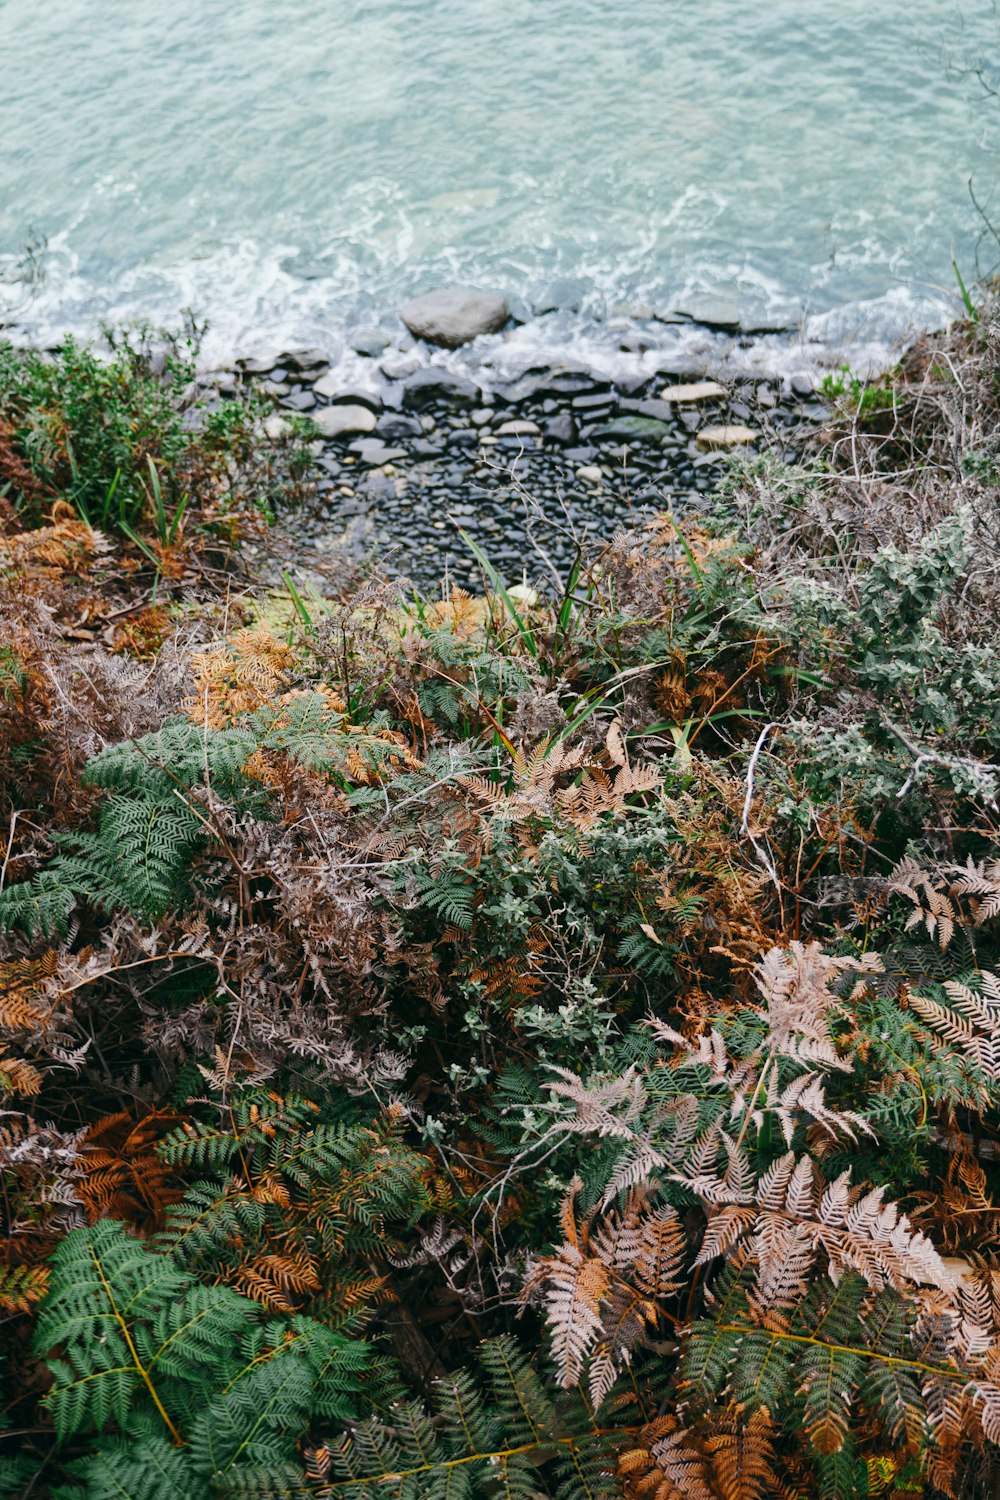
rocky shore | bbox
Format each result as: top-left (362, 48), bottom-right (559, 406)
top-left (191, 287), bottom-right (831, 591)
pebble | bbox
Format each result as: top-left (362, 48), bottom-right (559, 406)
top-left (472, 407), bottom-right (494, 426)
top-left (495, 419), bottom-right (540, 437)
top-left (696, 424), bottom-right (758, 450)
top-left (576, 465), bottom-right (603, 485)
top-left (659, 381), bottom-right (726, 403)
top-left (264, 415), bottom-right (293, 441)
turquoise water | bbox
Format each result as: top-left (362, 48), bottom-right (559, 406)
top-left (1, 0), bottom-right (997, 366)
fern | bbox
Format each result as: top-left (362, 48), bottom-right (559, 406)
top-left (313, 1335), bottom-right (617, 1500)
top-left (34, 1220), bottom-right (368, 1498)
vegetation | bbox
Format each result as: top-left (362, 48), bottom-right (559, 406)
top-left (2, 306), bottom-right (1000, 1497)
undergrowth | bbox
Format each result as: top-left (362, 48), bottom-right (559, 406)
top-left (2, 304), bottom-right (1000, 1496)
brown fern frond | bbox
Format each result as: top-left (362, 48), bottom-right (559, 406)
top-left (704, 1405), bottom-right (780, 1500)
top-left (77, 1110), bottom-right (184, 1229)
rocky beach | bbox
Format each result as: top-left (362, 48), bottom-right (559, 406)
top-left (190, 286), bottom-right (829, 590)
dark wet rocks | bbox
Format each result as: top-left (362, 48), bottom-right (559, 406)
top-left (311, 379), bottom-right (382, 412)
top-left (399, 286), bottom-right (510, 348)
top-left (237, 342), bottom-right (820, 595)
top-left (377, 413), bottom-right (423, 440)
top-left (400, 367), bottom-right (480, 409)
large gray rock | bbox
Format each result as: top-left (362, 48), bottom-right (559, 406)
top-left (310, 404), bottom-right (378, 439)
top-left (400, 366), bottom-right (480, 409)
top-left (399, 286), bottom-right (509, 348)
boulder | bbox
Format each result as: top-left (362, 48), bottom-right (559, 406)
top-left (310, 405), bottom-right (378, 440)
top-left (399, 286), bottom-right (509, 348)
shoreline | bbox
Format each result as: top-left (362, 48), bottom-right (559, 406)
top-left (3, 291), bottom-right (915, 590)
top-left (212, 301), bottom-right (835, 591)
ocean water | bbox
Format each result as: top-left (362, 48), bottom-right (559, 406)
top-left (1, 0), bottom-right (998, 375)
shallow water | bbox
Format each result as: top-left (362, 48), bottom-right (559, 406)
top-left (1, 1), bottom-right (998, 368)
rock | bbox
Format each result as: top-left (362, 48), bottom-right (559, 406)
top-left (591, 416), bottom-right (671, 441)
top-left (506, 583), bottom-right (539, 608)
top-left (572, 392), bottom-right (616, 412)
top-left (376, 413), bottom-right (422, 440)
top-left (696, 425), bottom-right (758, 450)
top-left (506, 294), bottom-right (533, 325)
top-left (312, 376), bottom-right (382, 410)
top-left (310, 405), bottom-right (379, 440)
top-left (543, 414), bottom-right (577, 444)
top-left (659, 381), bottom-right (726, 403)
top-left (281, 348), bottom-right (328, 372)
top-left (675, 295), bottom-right (741, 332)
top-left (264, 415), bottom-right (293, 441)
top-left (740, 315), bottom-right (794, 335)
top-left (348, 441), bottom-right (407, 466)
top-left (350, 327), bottom-right (390, 357)
top-left (790, 372), bottom-right (814, 397)
top-left (447, 428), bottom-right (479, 447)
top-left (196, 370), bottom-right (237, 397)
top-left (496, 419), bottom-right (540, 437)
top-left (471, 408), bottom-right (494, 427)
top-left (399, 286), bottom-right (509, 348)
top-left (380, 351), bottom-right (423, 380)
top-left (237, 350), bottom-right (282, 374)
top-left (401, 367), bottom-right (480, 409)
top-left (281, 390), bottom-right (316, 412)
top-left (622, 398), bottom-right (676, 422)
top-left (576, 465), bottom-right (603, 485)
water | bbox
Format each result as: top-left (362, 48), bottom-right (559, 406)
top-left (1, 1), bottom-right (998, 374)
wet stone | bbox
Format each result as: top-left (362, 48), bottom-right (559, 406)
top-left (282, 389), bottom-right (316, 412)
top-left (401, 367), bottom-right (480, 409)
top-left (543, 414), bottom-right (577, 444)
top-left (377, 413), bottom-right (422, 440)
